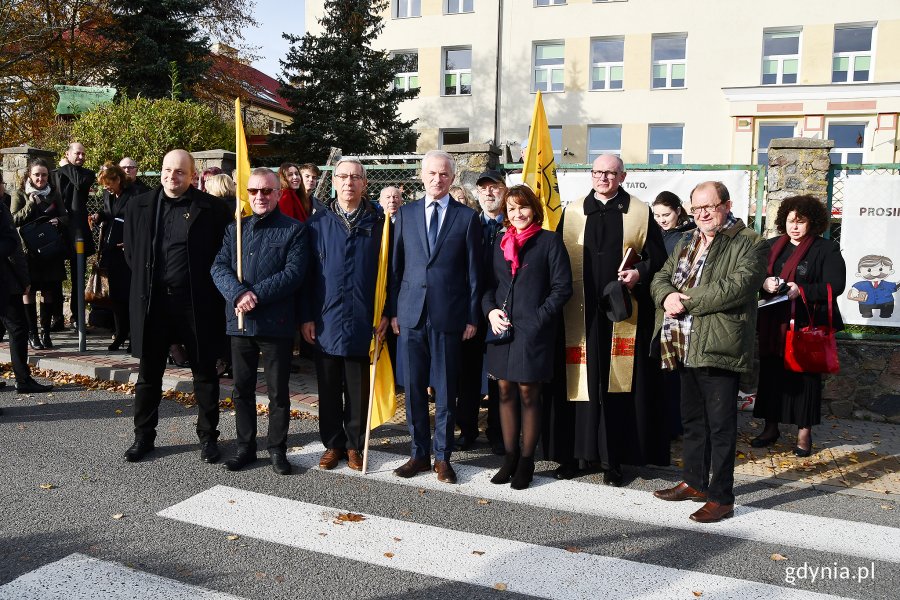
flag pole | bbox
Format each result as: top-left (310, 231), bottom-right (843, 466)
top-left (361, 336), bottom-right (383, 475)
top-left (235, 200), bottom-right (244, 330)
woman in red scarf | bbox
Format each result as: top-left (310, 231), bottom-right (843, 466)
top-left (752, 195), bottom-right (845, 456)
top-left (277, 163), bottom-right (311, 222)
top-left (483, 185), bottom-right (572, 489)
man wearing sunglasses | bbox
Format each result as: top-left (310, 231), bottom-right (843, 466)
top-left (212, 168), bottom-right (308, 475)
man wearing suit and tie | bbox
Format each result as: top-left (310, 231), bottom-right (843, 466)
top-left (390, 150), bottom-right (482, 484)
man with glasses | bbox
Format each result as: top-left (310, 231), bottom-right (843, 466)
top-left (550, 154), bottom-right (668, 486)
top-left (651, 181), bottom-right (767, 523)
top-left (301, 158), bottom-right (388, 472)
top-left (119, 157), bottom-right (149, 193)
top-left (212, 168), bottom-right (308, 475)
top-left (122, 149), bottom-right (232, 464)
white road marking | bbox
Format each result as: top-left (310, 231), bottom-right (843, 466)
top-left (0, 553), bottom-right (245, 600)
top-left (286, 442), bottom-right (900, 564)
top-left (159, 485), bottom-right (847, 600)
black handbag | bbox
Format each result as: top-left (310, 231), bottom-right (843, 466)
top-left (485, 274), bottom-right (515, 345)
top-left (20, 217), bottom-right (64, 259)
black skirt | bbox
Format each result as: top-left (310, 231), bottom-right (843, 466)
top-left (753, 356), bottom-right (823, 427)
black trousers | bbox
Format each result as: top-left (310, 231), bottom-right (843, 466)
top-left (231, 335), bottom-right (292, 452)
top-left (315, 352), bottom-right (369, 451)
top-left (456, 335), bottom-right (500, 442)
top-left (133, 292), bottom-right (219, 443)
top-left (679, 366), bottom-right (739, 505)
top-left (0, 295), bottom-right (31, 381)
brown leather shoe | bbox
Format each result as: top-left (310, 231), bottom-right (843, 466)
top-left (433, 460), bottom-right (457, 484)
top-left (690, 501), bottom-right (734, 523)
top-left (393, 457), bottom-right (431, 478)
top-left (347, 449), bottom-right (363, 471)
top-left (653, 482), bottom-right (707, 502)
top-left (318, 448), bottom-right (346, 470)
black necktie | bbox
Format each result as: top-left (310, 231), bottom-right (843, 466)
top-left (428, 202), bottom-right (441, 252)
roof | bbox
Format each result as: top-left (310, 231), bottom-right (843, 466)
top-left (211, 54), bottom-right (291, 116)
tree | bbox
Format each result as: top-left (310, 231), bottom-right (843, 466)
top-left (100, 0), bottom-right (211, 100)
top-left (274, 0), bottom-right (418, 163)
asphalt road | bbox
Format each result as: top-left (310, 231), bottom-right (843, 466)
top-left (0, 383), bottom-right (897, 599)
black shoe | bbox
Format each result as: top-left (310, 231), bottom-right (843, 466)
top-left (124, 439), bottom-right (155, 462)
top-left (489, 439), bottom-right (506, 456)
top-left (28, 333), bottom-right (44, 350)
top-left (490, 450), bottom-right (519, 484)
top-left (750, 432), bottom-right (780, 448)
top-left (553, 461), bottom-right (579, 480)
top-left (41, 333), bottom-right (53, 349)
top-left (15, 378), bottom-right (52, 394)
top-left (454, 432), bottom-right (478, 451)
top-left (270, 450), bottom-right (292, 475)
top-left (0, 381), bottom-right (6, 389)
top-left (108, 340), bottom-right (123, 352)
top-left (224, 447), bottom-right (257, 471)
top-left (200, 440), bottom-right (221, 463)
top-left (602, 467), bottom-right (624, 487)
top-left (50, 318), bottom-right (65, 332)
top-left (511, 456), bottom-right (535, 490)
top-left (793, 434), bottom-right (813, 458)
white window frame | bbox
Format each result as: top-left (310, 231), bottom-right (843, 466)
top-left (536, 0), bottom-right (566, 6)
top-left (391, 51), bottom-right (419, 92)
top-left (590, 37), bottom-right (624, 91)
top-left (587, 125), bottom-right (622, 162)
top-left (443, 47), bottom-right (472, 96)
top-left (755, 121), bottom-right (799, 165)
top-left (533, 42), bottom-right (565, 93)
top-left (394, 0), bottom-right (421, 19)
top-left (761, 28), bottom-right (801, 86)
top-left (651, 34), bottom-right (687, 89)
top-left (440, 128), bottom-right (470, 147)
top-left (268, 119), bottom-right (284, 135)
top-left (828, 121), bottom-right (867, 165)
top-left (647, 124), bottom-right (684, 165)
top-left (445, 0), bottom-right (473, 14)
top-left (832, 25), bottom-right (875, 84)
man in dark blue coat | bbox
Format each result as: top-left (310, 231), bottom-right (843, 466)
top-left (389, 150), bottom-right (481, 484)
top-left (212, 168), bottom-right (308, 475)
top-left (301, 158), bottom-right (388, 472)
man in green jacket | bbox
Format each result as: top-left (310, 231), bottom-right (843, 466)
top-left (650, 181), bottom-right (767, 523)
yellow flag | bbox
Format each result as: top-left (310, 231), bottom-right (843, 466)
top-left (234, 98), bottom-right (252, 218)
top-left (522, 91), bottom-right (562, 231)
top-left (368, 216), bottom-right (396, 429)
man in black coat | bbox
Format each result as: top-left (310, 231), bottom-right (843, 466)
top-left (53, 142), bottom-right (96, 329)
top-left (122, 149), bottom-right (232, 463)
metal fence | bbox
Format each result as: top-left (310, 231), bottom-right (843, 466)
top-left (825, 163), bottom-right (900, 244)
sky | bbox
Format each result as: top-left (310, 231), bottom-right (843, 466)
top-left (241, 0), bottom-right (307, 79)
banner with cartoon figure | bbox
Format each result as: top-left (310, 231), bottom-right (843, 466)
top-left (838, 175), bottom-right (900, 326)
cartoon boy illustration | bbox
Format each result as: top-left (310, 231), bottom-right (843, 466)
top-left (847, 255), bottom-right (899, 318)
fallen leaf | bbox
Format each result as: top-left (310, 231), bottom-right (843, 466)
top-left (565, 546), bottom-right (581, 553)
top-left (254, 572), bottom-right (266, 580)
top-left (114, 409), bottom-right (123, 415)
top-left (39, 483), bottom-right (54, 490)
top-left (111, 513), bottom-right (125, 520)
top-left (472, 550), bottom-right (485, 556)
top-left (226, 535), bottom-right (239, 541)
top-left (335, 512), bottom-right (366, 523)
top-left (692, 592), bottom-right (703, 598)
top-left (881, 505), bottom-right (894, 510)
top-left (417, 488), bottom-right (426, 496)
top-left (476, 499), bottom-right (490, 505)
top-left (274, 575), bottom-right (285, 583)
top-left (393, 537), bottom-right (402, 541)
top-left (736, 452), bottom-right (746, 459)
top-left (771, 553), bottom-right (788, 561)
top-left (318, 532), bottom-right (327, 536)
top-left (494, 583), bottom-right (507, 591)
top-left (384, 552), bottom-right (394, 558)
top-left (227, 500), bottom-right (236, 504)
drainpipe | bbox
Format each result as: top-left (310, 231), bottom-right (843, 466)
top-left (493, 0), bottom-right (504, 155)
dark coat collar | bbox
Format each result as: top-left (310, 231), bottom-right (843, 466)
top-left (583, 188), bottom-right (631, 215)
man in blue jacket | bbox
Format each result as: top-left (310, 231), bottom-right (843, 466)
top-left (302, 158), bottom-right (388, 472)
top-left (211, 168), bottom-right (308, 475)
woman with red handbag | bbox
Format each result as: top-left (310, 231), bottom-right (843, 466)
top-left (752, 195), bottom-right (845, 457)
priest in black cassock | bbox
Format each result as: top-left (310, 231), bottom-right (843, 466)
top-left (545, 154), bottom-right (669, 486)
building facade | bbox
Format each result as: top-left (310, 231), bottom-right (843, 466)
top-left (305, 0), bottom-right (900, 165)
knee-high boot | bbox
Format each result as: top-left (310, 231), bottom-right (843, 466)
top-left (26, 302), bottom-right (43, 350)
top-left (39, 303), bottom-right (53, 349)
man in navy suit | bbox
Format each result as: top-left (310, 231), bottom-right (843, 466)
top-left (390, 150), bottom-right (481, 483)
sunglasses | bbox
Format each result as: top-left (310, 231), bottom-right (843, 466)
top-left (247, 188), bottom-right (276, 196)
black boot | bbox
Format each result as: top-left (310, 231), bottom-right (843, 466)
top-left (25, 303), bottom-right (43, 350)
top-left (511, 456), bottom-right (535, 490)
top-left (490, 449), bottom-right (519, 484)
top-left (39, 305), bottom-right (53, 349)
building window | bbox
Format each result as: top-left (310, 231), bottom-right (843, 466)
top-left (762, 29), bottom-right (800, 85)
top-left (445, 0), bottom-right (473, 13)
top-left (533, 42), bottom-right (565, 93)
top-left (268, 119), bottom-right (284, 135)
top-left (536, 0), bottom-right (566, 5)
top-left (392, 52), bottom-right (419, 91)
top-left (648, 124), bottom-right (683, 164)
top-left (443, 47), bottom-right (472, 95)
top-left (756, 122), bottom-right (797, 165)
top-left (587, 125), bottom-right (621, 162)
top-left (440, 129), bottom-right (470, 147)
top-left (652, 34), bottom-right (687, 89)
top-left (833, 25), bottom-right (874, 83)
top-left (590, 37), bottom-right (624, 91)
top-left (828, 123), bottom-right (866, 170)
top-left (394, 0), bottom-right (421, 18)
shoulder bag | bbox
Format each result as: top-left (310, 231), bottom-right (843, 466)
top-left (485, 273), bottom-right (515, 345)
top-left (784, 284), bottom-right (839, 374)
top-left (19, 216), bottom-right (64, 259)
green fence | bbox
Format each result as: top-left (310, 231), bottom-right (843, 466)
top-left (825, 163), bottom-right (900, 243)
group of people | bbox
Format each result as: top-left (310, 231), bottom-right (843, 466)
top-left (1, 144), bottom-right (846, 524)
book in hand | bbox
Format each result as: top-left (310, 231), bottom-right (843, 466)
top-left (618, 247), bottom-right (639, 273)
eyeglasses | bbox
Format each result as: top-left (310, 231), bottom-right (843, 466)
top-left (689, 202), bottom-right (723, 216)
top-left (121, 166), bottom-right (137, 171)
top-left (247, 188), bottom-right (276, 196)
top-left (590, 170), bottom-right (620, 179)
top-left (334, 173), bottom-right (364, 181)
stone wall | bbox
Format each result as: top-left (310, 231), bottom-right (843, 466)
top-left (444, 143), bottom-right (500, 196)
top-left (1, 146), bottom-right (56, 189)
top-left (823, 339), bottom-right (900, 424)
top-left (764, 138), bottom-right (833, 238)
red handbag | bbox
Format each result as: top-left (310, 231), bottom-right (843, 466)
top-left (784, 284), bottom-right (839, 374)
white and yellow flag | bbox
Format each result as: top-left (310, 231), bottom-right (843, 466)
top-left (522, 91), bottom-right (562, 231)
top-left (368, 218), bottom-right (396, 429)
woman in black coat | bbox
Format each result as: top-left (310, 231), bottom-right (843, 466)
top-left (92, 163), bottom-right (135, 351)
top-left (752, 195), bottom-right (845, 457)
top-left (10, 157), bottom-right (69, 350)
top-left (483, 185), bottom-right (572, 490)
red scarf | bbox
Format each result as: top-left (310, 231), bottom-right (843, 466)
top-left (767, 234), bottom-right (814, 280)
top-left (278, 188), bottom-right (309, 222)
top-left (500, 222), bottom-right (541, 275)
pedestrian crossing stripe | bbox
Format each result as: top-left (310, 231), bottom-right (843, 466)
top-left (285, 442), bottom-right (900, 564)
top-left (0, 553), bottom-right (244, 600)
top-left (159, 485), bottom-right (848, 600)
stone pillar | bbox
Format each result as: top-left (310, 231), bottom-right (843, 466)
top-left (1, 146), bottom-right (56, 189)
top-left (444, 142), bottom-right (501, 197)
top-left (765, 138), bottom-right (833, 238)
top-left (191, 149), bottom-right (236, 176)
